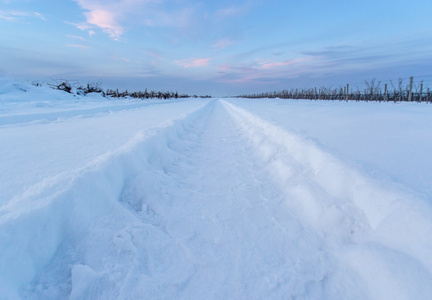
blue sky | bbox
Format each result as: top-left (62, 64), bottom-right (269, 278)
top-left (1, 0), bottom-right (432, 96)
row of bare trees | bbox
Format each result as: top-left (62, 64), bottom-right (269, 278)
top-left (238, 77), bottom-right (432, 102)
top-left (106, 89), bottom-right (211, 99)
top-left (106, 88), bottom-right (211, 99)
top-left (45, 80), bottom-right (211, 99)
top-left (105, 88), bottom-right (188, 99)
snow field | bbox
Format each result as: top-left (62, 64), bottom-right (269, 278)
top-left (0, 98), bottom-right (211, 298)
top-left (115, 100), bottom-right (331, 299)
top-left (223, 100), bottom-right (432, 298)
top-left (225, 98), bottom-right (432, 199)
top-left (1, 79), bottom-right (432, 299)
top-left (12, 100), bottom-right (326, 298)
top-left (0, 96), bottom-right (209, 204)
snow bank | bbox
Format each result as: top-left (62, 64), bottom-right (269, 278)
top-left (0, 78), bottom-right (181, 127)
top-left (0, 100), bottom-right (214, 298)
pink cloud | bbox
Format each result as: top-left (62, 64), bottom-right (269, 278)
top-left (216, 56), bottom-right (314, 85)
top-left (84, 9), bottom-right (123, 39)
top-left (73, 0), bottom-right (195, 40)
top-left (73, 0), bottom-right (129, 39)
top-left (174, 58), bottom-right (211, 68)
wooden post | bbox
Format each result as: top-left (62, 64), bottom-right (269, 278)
top-left (419, 83), bottom-right (423, 102)
top-left (408, 76), bottom-right (413, 101)
top-left (384, 83), bottom-right (387, 101)
top-left (346, 84), bottom-right (349, 101)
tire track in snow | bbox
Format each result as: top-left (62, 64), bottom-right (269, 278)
top-left (4, 99), bottom-right (432, 299)
top-left (0, 100), bottom-right (213, 299)
top-left (120, 100), bottom-right (336, 299)
top-left (222, 100), bottom-right (432, 299)
top-left (222, 100), bottom-right (371, 241)
top-left (23, 99), bottom-right (332, 299)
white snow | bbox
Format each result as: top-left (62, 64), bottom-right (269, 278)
top-left (1, 78), bottom-right (432, 299)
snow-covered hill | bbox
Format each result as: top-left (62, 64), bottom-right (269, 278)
top-left (1, 78), bottom-right (432, 299)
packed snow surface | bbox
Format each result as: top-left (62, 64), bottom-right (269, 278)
top-left (1, 78), bottom-right (432, 299)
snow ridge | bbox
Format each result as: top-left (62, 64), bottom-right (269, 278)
top-left (0, 100), bottom-right (214, 299)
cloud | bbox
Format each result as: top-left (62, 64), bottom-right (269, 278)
top-left (0, 10), bottom-right (46, 22)
top-left (212, 38), bottom-right (237, 50)
top-left (73, 0), bottom-right (197, 40)
top-left (73, 0), bottom-right (132, 39)
top-left (297, 42), bottom-right (427, 74)
top-left (217, 36), bottom-right (432, 87)
top-left (84, 9), bottom-right (123, 39)
top-left (300, 45), bottom-right (354, 58)
top-left (33, 12), bottom-right (47, 21)
top-left (219, 40), bottom-right (416, 86)
top-left (174, 58), bottom-right (211, 68)
top-left (65, 21), bottom-right (96, 36)
top-left (66, 34), bottom-right (87, 41)
top-left (0, 10), bottom-right (26, 21)
top-left (66, 21), bottom-right (91, 31)
top-left (215, 55), bottom-right (315, 85)
top-left (67, 44), bottom-right (92, 49)
top-left (111, 55), bottom-right (131, 63)
top-left (259, 57), bottom-right (311, 69)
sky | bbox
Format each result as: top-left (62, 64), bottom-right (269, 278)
top-left (1, 0), bottom-right (432, 96)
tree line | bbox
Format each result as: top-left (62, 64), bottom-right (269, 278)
top-left (237, 77), bottom-right (432, 102)
top-left (45, 80), bottom-right (211, 99)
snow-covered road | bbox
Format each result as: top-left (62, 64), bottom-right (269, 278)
top-left (1, 81), bottom-right (432, 299)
